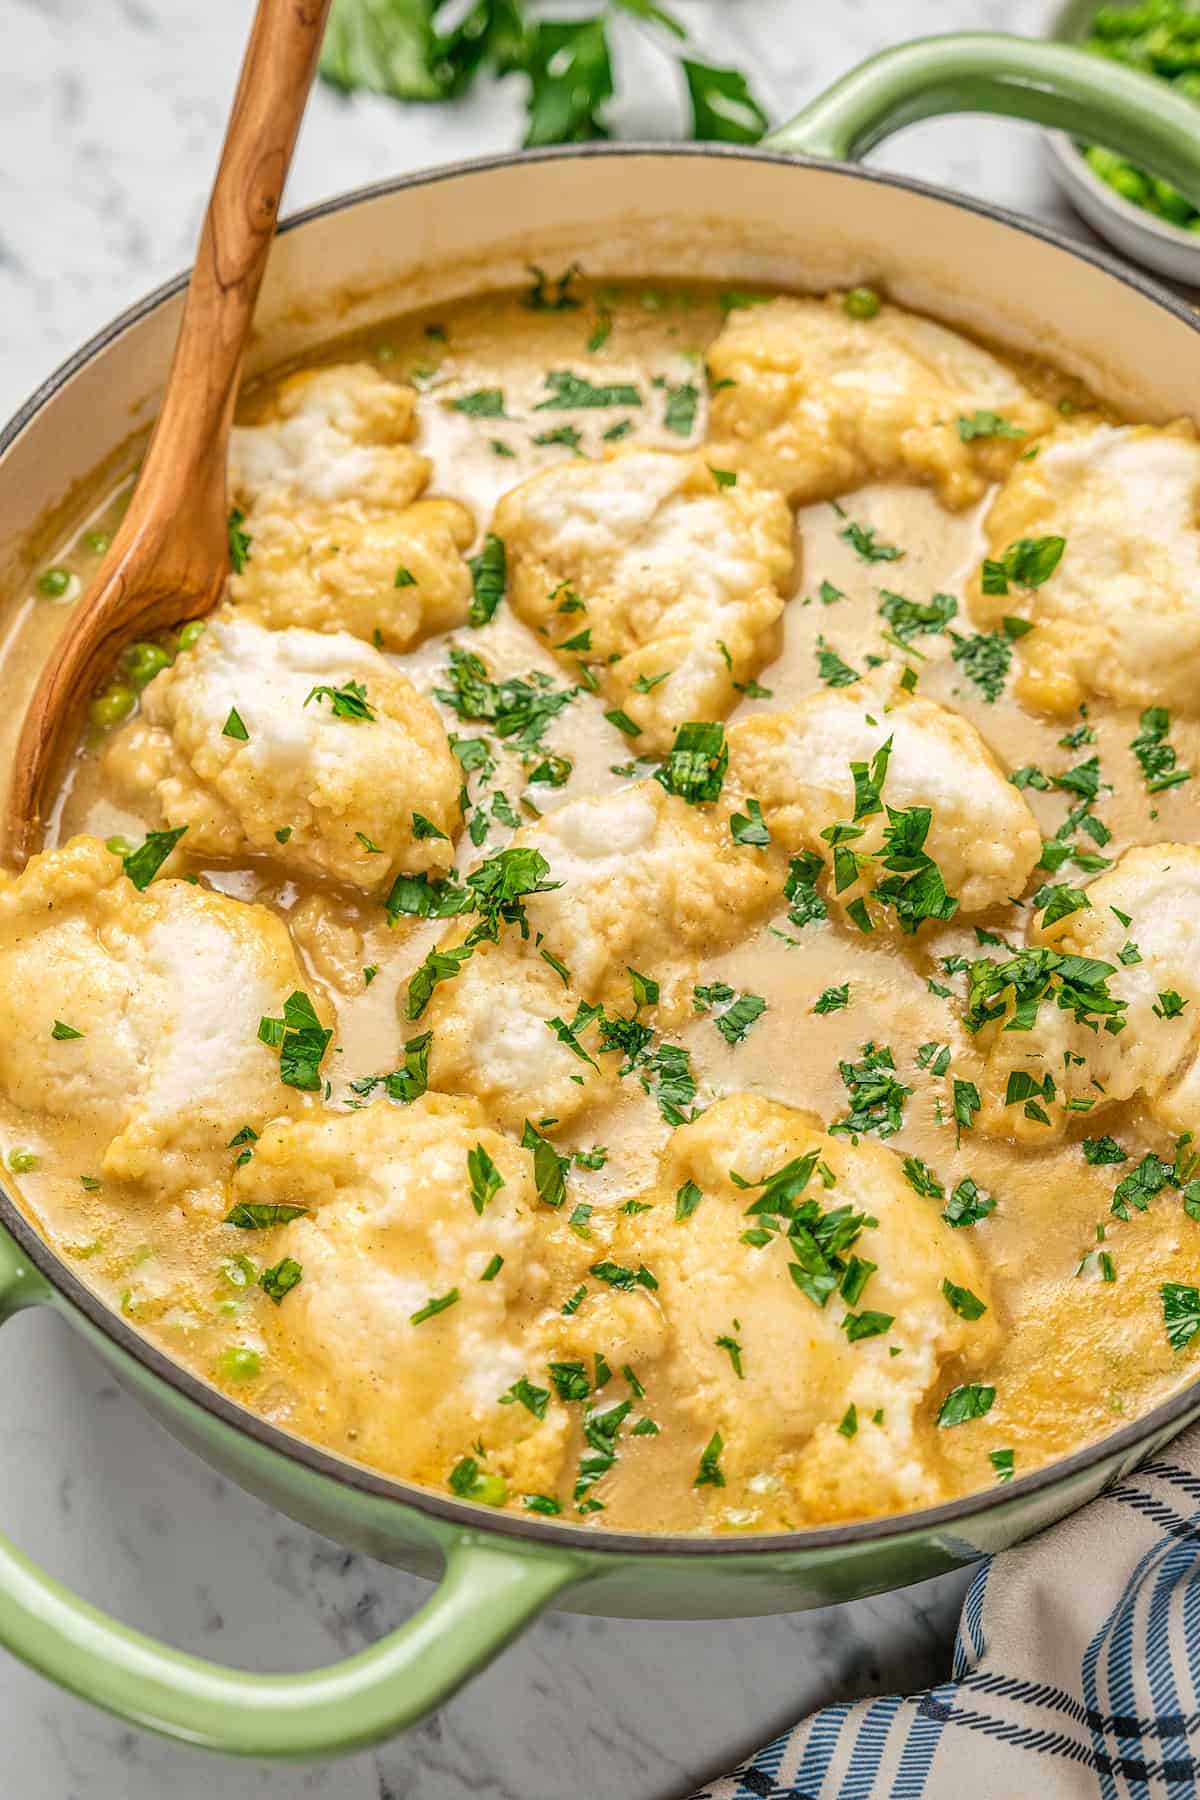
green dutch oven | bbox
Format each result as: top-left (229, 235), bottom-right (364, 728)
top-left (3, 31), bottom-right (1200, 1759)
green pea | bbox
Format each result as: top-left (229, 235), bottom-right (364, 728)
top-left (843, 286), bottom-right (882, 321)
top-left (468, 1471), bottom-right (508, 1507)
top-left (7, 1148), bottom-right (38, 1174)
top-left (178, 619), bottom-right (206, 651)
top-left (81, 530), bottom-right (111, 555)
top-left (37, 566), bottom-right (73, 598)
top-left (122, 641), bottom-right (171, 690)
top-left (1150, 179), bottom-right (1194, 224)
top-left (1109, 163), bottom-right (1151, 204)
top-left (219, 1345), bottom-right (262, 1383)
top-left (219, 1254), bottom-right (257, 1291)
top-left (88, 684), bottom-right (135, 730)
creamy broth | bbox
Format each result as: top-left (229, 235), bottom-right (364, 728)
top-left (3, 278), bottom-right (1199, 1534)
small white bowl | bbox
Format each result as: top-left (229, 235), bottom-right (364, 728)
top-left (1044, 1), bottom-right (1200, 284)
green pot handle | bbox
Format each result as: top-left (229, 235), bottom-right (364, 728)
top-left (0, 1228), bottom-right (582, 1756)
top-left (766, 32), bottom-right (1200, 207)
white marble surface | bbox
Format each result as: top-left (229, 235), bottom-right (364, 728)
top-left (0, 2), bottom-right (1098, 1795)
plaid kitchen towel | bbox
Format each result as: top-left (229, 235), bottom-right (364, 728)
top-left (689, 1432), bottom-right (1200, 1799)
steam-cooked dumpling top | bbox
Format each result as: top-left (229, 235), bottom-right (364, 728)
top-left (971, 421), bottom-right (1200, 716)
top-left (495, 448), bottom-right (794, 752)
top-left (229, 365), bottom-right (475, 650)
top-left (0, 837), bottom-right (321, 1192)
top-left (727, 683), bottom-right (1042, 920)
top-left (423, 781), bottom-right (780, 1131)
top-left (972, 844), bottom-right (1200, 1142)
top-left (615, 1095), bottom-right (998, 1522)
top-left (104, 611), bottom-right (461, 892)
top-left (706, 296), bottom-right (1052, 509)
top-left (227, 1094), bottom-right (585, 1491)
top-left (229, 365), bottom-right (428, 511)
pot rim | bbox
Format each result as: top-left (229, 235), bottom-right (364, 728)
top-left (5, 138), bottom-right (1199, 1561)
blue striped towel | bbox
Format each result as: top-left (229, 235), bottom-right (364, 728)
top-left (689, 1439), bottom-right (1200, 1798)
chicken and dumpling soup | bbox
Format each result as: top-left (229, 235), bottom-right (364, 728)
top-left (3, 275), bottom-right (1200, 1533)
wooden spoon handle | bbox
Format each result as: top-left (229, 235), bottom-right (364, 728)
top-left (142, 0), bottom-right (332, 512)
top-left (8, 0), bottom-right (330, 862)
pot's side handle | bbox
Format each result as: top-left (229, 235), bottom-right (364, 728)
top-left (766, 32), bottom-right (1200, 208)
top-left (0, 1227), bottom-right (583, 1757)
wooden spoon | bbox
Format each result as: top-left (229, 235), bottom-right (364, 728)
top-left (6, 0), bottom-right (332, 863)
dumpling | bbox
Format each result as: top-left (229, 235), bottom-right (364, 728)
top-left (229, 365), bottom-right (428, 512)
top-left (495, 449), bottom-right (794, 751)
top-left (618, 1094), bottom-right (998, 1522)
top-left (105, 611), bottom-right (461, 892)
top-left (0, 836), bottom-right (323, 1192)
top-left (227, 1094), bottom-right (585, 1494)
top-left (229, 365), bottom-right (474, 650)
top-left (727, 683), bottom-right (1041, 921)
top-left (971, 844), bottom-right (1200, 1142)
top-left (706, 296), bottom-right (1052, 509)
top-left (971, 421), bottom-right (1200, 716)
top-left (422, 781), bottom-right (780, 1130)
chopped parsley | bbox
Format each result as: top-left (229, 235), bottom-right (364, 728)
top-left (522, 1121), bottom-right (568, 1210)
top-left (1131, 706), bottom-right (1191, 794)
top-left (51, 1020), bottom-right (84, 1041)
top-left (394, 565), bottom-right (416, 587)
top-left (654, 721), bottom-right (728, 803)
top-left (257, 990), bottom-right (331, 1091)
top-left (693, 1431), bottom-right (726, 1488)
top-left (716, 1332), bottom-right (744, 1378)
top-left (693, 982), bottom-right (766, 1045)
top-left (676, 1179), bottom-right (704, 1222)
top-left (120, 825), bottom-right (188, 890)
top-left (434, 647), bottom-right (576, 758)
top-left (467, 1143), bottom-right (504, 1215)
top-left (784, 850), bottom-right (827, 927)
top-left (523, 263), bottom-right (581, 311)
top-left (942, 1278), bottom-right (987, 1320)
top-left (227, 508), bottom-right (251, 572)
top-left (1162, 1283), bottom-right (1200, 1353)
top-left (878, 589), bottom-right (957, 642)
top-left (839, 517), bottom-right (903, 563)
top-left (950, 629), bottom-right (1013, 702)
top-left (656, 377), bottom-right (699, 435)
top-left (942, 1177), bottom-right (995, 1227)
top-left (815, 639), bottom-right (860, 688)
top-left (453, 388), bottom-right (507, 417)
top-left (480, 1254), bottom-right (504, 1282)
top-left (224, 1201), bottom-right (307, 1229)
top-left (730, 798), bottom-right (770, 846)
top-left (410, 1289), bottom-right (460, 1325)
top-left (467, 533), bottom-right (507, 626)
top-left (842, 1309), bottom-right (893, 1341)
top-left (1083, 1136), bottom-right (1127, 1166)
top-left (349, 1031), bottom-right (432, 1105)
top-left (259, 1257), bottom-right (302, 1304)
top-left (937, 1382), bottom-right (996, 1426)
top-left (813, 983), bottom-right (850, 1014)
top-left (304, 679), bottom-right (375, 722)
top-left (535, 369), bottom-right (641, 410)
top-left (222, 707), bottom-right (249, 741)
top-left (499, 1377), bottom-right (550, 1419)
top-left (957, 410), bottom-right (1025, 441)
top-left (964, 946), bottom-right (1125, 1035)
top-left (831, 1042), bottom-right (911, 1140)
top-left (990, 1448), bottom-right (1015, 1482)
top-left (980, 535), bottom-right (1065, 596)
top-left (532, 424), bottom-right (583, 454)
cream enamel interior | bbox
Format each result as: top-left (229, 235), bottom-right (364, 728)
top-left (3, 155), bottom-right (1200, 1540)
